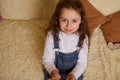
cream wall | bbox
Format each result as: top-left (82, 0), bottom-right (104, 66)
top-left (0, 0), bottom-right (58, 20)
top-left (89, 0), bottom-right (120, 16)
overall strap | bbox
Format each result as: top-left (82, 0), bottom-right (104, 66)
top-left (53, 35), bottom-right (59, 49)
top-left (77, 40), bottom-right (80, 47)
top-left (76, 38), bottom-right (81, 53)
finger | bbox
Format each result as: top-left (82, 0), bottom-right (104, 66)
top-left (52, 77), bottom-right (55, 80)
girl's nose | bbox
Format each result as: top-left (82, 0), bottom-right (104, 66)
top-left (66, 21), bottom-right (71, 28)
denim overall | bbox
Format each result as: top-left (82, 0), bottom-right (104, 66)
top-left (44, 35), bottom-right (83, 80)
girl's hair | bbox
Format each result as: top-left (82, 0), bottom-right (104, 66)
top-left (47, 0), bottom-right (89, 48)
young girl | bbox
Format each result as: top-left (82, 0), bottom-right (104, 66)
top-left (42, 0), bottom-right (89, 80)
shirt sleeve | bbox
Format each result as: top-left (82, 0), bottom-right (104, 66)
top-left (70, 36), bottom-right (88, 79)
top-left (42, 32), bottom-right (58, 74)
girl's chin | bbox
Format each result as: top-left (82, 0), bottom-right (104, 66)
top-left (61, 29), bottom-right (75, 35)
top-left (64, 31), bottom-right (74, 35)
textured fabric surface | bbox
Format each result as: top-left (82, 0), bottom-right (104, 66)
top-left (101, 11), bottom-right (120, 43)
top-left (108, 42), bottom-right (120, 50)
top-left (89, 0), bottom-right (120, 16)
top-left (0, 19), bottom-right (49, 80)
top-left (84, 26), bottom-right (120, 80)
top-left (0, 0), bottom-right (41, 20)
top-left (0, 0), bottom-right (57, 20)
top-left (0, 19), bottom-right (120, 80)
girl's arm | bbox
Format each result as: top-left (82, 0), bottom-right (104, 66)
top-left (42, 32), bottom-right (58, 74)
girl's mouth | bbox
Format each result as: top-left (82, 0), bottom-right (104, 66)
top-left (65, 29), bottom-right (72, 32)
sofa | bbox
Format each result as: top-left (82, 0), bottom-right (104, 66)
top-left (0, 0), bottom-right (120, 80)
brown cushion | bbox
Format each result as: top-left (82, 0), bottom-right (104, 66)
top-left (101, 11), bottom-right (120, 43)
top-left (81, 0), bottom-right (109, 35)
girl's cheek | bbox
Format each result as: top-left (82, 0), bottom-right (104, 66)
top-left (60, 23), bottom-right (66, 27)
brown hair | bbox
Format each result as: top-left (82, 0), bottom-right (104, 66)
top-left (47, 0), bottom-right (89, 48)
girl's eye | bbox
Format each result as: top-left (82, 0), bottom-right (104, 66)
top-left (72, 20), bottom-right (77, 23)
top-left (62, 19), bottom-right (67, 22)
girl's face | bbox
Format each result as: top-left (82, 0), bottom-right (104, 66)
top-left (59, 8), bottom-right (81, 35)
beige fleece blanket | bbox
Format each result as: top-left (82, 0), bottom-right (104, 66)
top-left (84, 26), bottom-right (120, 80)
top-left (0, 19), bottom-right (49, 80)
top-left (0, 20), bottom-right (120, 80)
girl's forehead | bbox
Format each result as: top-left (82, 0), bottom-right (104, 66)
top-left (60, 8), bottom-right (80, 15)
top-left (60, 7), bottom-right (79, 13)
top-left (59, 8), bottom-right (81, 19)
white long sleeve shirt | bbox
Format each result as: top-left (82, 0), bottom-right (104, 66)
top-left (42, 31), bottom-right (88, 79)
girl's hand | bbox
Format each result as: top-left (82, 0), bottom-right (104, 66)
top-left (66, 73), bottom-right (76, 80)
top-left (51, 70), bottom-right (61, 80)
